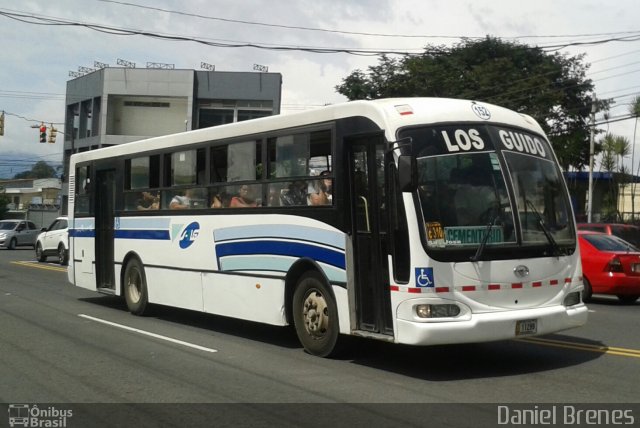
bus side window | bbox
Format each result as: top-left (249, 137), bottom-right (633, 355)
top-left (230, 184), bottom-right (259, 208)
top-left (309, 171), bottom-right (332, 206)
top-left (280, 181), bottom-right (308, 206)
top-left (75, 165), bottom-right (92, 215)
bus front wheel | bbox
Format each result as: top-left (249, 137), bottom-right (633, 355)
top-left (292, 271), bottom-right (340, 357)
top-left (582, 277), bottom-right (593, 302)
top-left (124, 258), bottom-right (149, 315)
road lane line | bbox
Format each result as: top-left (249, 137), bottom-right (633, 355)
top-left (78, 314), bottom-right (218, 353)
top-left (11, 261), bottom-right (67, 272)
top-left (518, 337), bottom-right (640, 359)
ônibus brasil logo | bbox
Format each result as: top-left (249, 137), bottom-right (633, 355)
top-left (179, 222), bottom-right (200, 249)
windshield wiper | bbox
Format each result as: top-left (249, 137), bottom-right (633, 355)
top-left (525, 199), bottom-right (562, 257)
top-left (470, 216), bottom-right (499, 262)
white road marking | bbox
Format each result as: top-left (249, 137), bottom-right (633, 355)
top-left (78, 314), bottom-right (218, 353)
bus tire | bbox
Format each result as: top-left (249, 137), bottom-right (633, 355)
top-left (292, 271), bottom-right (340, 357)
top-left (124, 258), bottom-right (149, 315)
top-left (582, 277), bottom-right (592, 303)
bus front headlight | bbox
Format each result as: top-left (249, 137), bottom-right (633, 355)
top-left (416, 304), bottom-right (461, 318)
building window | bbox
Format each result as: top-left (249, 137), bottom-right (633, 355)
top-left (237, 110), bottom-right (271, 122)
top-left (197, 100), bottom-right (274, 129)
top-left (165, 149), bottom-right (206, 186)
top-left (81, 100), bottom-right (92, 138)
top-left (199, 109), bottom-right (235, 128)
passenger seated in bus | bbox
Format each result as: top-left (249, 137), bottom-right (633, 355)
top-left (211, 193), bottom-right (223, 208)
top-left (137, 191), bottom-right (159, 210)
top-left (267, 187), bottom-right (281, 207)
top-left (281, 180), bottom-right (307, 206)
top-left (230, 185), bottom-right (257, 208)
top-left (309, 171), bottom-right (333, 206)
top-left (170, 189), bottom-right (194, 210)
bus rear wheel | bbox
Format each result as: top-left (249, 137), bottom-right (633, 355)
top-left (124, 258), bottom-right (149, 315)
top-left (292, 271), bottom-right (340, 357)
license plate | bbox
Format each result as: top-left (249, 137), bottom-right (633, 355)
top-left (516, 319), bottom-right (537, 336)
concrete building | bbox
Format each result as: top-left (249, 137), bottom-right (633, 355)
top-left (0, 178), bottom-right (62, 228)
top-left (62, 67), bottom-right (282, 212)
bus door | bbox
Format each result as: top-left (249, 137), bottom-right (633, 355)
top-left (346, 136), bottom-right (393, 336)
top-left (95, 168), bottom-right (116, 291)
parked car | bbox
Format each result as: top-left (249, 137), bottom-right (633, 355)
top-left (0, 219), bottom-right (40, 249)
top-left (35, 217), bottom-right (69, 265)
top-left (577, 223), bottom-right (640, 248)
top-left (578, 230), bottom-right (640, 304)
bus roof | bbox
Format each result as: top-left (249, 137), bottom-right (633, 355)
top-left (70, 97), bottom-right (545, 163)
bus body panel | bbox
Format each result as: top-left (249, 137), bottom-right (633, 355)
top-left (71, 213), bottom-right (351, 329)
top-left (69, 218), bottom-right (97, 292)
top-left (395, 303), bottom-right (588, 346)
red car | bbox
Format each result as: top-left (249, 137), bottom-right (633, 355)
top-left (578, 230), bottom-right (640, 304)
top-left (577, 223), bottom-right (640, 248)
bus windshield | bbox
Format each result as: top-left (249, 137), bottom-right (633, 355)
top-left (401, 124), bottom-right (575, 255)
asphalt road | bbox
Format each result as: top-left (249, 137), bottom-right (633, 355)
top-left (1, 247), bottom-right (639, 426)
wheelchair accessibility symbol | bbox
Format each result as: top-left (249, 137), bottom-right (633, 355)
top-left (415, 267), bottom-right (434, 288)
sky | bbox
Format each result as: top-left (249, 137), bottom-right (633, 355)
top-left (0, 0), bottom-right (639, 177)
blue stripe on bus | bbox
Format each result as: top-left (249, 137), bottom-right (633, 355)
top-left (114, 229), bottom-right (171, 240)
top-left (214, 225), bottom-right (346, 250)
top-left (70, 229), bottom-right (170, 240)
top-left (69, 229), bottom-right (95, 238)
top-left (216, 240), bottom-right (346, 270)
top-left (219, 255), bottom-right (347, 282)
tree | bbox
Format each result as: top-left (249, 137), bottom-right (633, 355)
top-left (336, 36), bottom-right (610, 171)
top-left (630, 95), bottom-right (640, 220)
top-left (599, 133), bottom-right (630, 222)
top-left (13, 161), bottom-right (57, 179)
top-left (0, 186), bottom-right (9, 219)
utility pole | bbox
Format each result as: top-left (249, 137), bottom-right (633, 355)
top-left (587, 95), bottom-right (597, 223)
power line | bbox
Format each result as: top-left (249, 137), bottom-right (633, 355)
top-left (2, 9), bottom-right (640, 56)
top-left (97, 0), bottom-right (640, 41)
top-left (0, 9), bottom-right (425, 56)
top-left (0, 110), bottom-right (64, 126)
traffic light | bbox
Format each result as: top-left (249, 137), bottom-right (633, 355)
top-left (48, 125), bottom-right (57, 143)
top-left (0, 111), bottom-right (4, 136)
top-left (39, 124), bottom-right (47, 143)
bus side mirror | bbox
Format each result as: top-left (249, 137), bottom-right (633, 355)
top-left (398, 155), bottom-right (417, 192)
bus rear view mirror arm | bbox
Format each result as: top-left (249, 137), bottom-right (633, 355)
top-left (398, 155), bottom-right (417, 192)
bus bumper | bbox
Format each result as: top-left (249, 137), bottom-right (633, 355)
top-left (395, 304), bottom-right (588, 346)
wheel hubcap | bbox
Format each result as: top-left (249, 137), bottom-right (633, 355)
top-left (302, 290), bottom-right (329, 338)
top-left (128, 270), bottom-right (141, 303)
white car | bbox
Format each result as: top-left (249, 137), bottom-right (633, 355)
top-left (35, 217), bottom-right (69, 265)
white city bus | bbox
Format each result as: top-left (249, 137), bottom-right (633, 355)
top-left (68, 98), bottom-right (588, 357)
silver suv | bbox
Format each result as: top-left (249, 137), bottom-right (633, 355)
top-left (0, 219), bottom-right (40, 249)
top-left (35, 217), bottom-right (69, 265)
